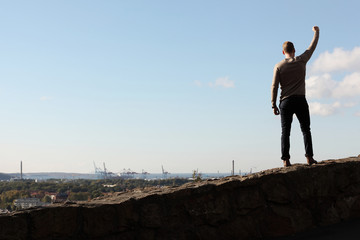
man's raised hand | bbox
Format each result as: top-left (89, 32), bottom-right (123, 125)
top-left (312, 26), bottom-right (319, 32)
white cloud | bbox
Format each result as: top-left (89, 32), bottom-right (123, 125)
top-left (40, 96), bottom-right (52, 101)
top-left (209, 77), bottom-right (234, 88)
top-left (343, 102), bottom-right (357, 108)
top-left (305, 47), bottom-right (360, 116)
top-left (306, 74), bottom-right (336, 99)
top-left (355, 111), bottom-right (360, 117)
top-left (193, 80), bottom-right (202, 87)
top-left (311, 47), bottom-right (360, 73)
top-left (309, 101), bottom-right (341, 116)
top-left (332, 72), bottom-right (360, 98)
top-left (306, 72), bottom-right (360, 99)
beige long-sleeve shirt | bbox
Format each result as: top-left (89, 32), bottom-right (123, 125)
top-left (271, 31), bottom-right (319, 107)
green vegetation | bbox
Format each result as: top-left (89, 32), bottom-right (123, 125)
top-left (192, 170), bottom-right (202, 182)
top-left (0, 178), bottom-right (190, 210)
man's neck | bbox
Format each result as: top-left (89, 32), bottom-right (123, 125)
top-left (284, 52), bottom-right (295, 58)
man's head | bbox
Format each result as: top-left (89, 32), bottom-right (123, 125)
top-left (282, 41), bottom-right (295, 57)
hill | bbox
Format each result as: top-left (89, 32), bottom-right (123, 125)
top-left (1, 155), bottom-right (360, 239)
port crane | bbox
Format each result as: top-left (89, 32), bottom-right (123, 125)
top-left (93, 162), bottom-right (113, 179)
top-left (162, 165), bottom-right (170, 178)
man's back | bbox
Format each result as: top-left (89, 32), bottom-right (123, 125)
top-left (275, 54), bottom-right (308, 100)
top-left (271, 30), bottom-right (319, 107)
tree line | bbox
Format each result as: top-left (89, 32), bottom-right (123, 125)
top-left (0, 178), bottom-right (191, 211)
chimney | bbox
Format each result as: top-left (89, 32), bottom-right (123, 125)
top-left (232, 160), bottom-right (235, 176)
top-left (20, 161), bottom-right (23, 180)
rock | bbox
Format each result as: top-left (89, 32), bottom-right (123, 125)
top-left (1, 156), bottom-right (360, 239)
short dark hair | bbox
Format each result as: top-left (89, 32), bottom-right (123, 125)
top-left (283, 41), bottom-right (295, 53)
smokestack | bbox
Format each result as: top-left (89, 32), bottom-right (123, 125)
top-left (232, 160), bottom-right (234, 176)
top-left (20, 161), bottom-right (23, 180)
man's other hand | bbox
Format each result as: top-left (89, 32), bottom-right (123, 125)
top-left (273, 106), bottom-right (280, 115)
top-left (312, 26), bottom-right (319, 32)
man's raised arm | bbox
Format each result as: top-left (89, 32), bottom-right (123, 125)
top-left (302, 26), bottom-right (320, 62)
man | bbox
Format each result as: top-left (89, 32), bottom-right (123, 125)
top-left (271, 26), bottom-right (319, 167)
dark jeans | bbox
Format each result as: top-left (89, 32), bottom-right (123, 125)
top-left (279, 96), bottom-right (313, 160)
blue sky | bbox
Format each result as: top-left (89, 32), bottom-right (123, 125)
top-left (1, 0), bottom-right (359, 174)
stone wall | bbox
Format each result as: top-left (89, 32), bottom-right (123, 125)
top-left (1, 156), bottom-right (360, 240)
